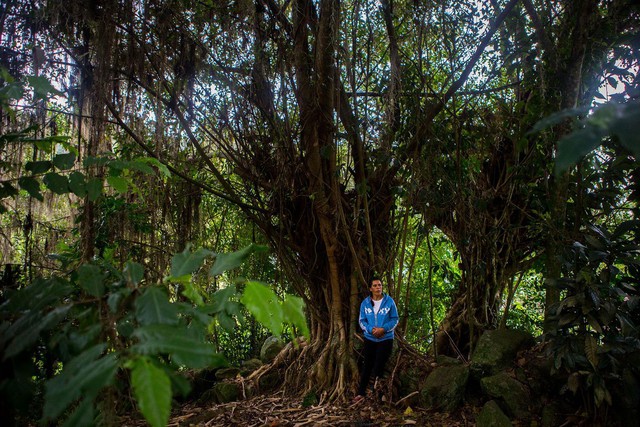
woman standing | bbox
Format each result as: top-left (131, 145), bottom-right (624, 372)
top-left (354, 277), bottom-right (399, 403)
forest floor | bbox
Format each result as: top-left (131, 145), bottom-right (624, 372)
top-left (121, 393), bottom-right (522, 426)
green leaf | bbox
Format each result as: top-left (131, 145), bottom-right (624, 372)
top-left (107, 175), bottom-right (129, 193)
top-left (282, 294), bottom-right (310, 339)
top-left (555, 127), bottom-right (606, 174)
top-left (209, 285), bottom-right (237, 314)
top-left (1, 276), bottom-right (73, 312)
top-left (123, 261), bottom-right (144, 286)
top-left (1, 181), bottom-right (19, 197)
top-left (86, 178), bottom-right (103, 201)
top-left (43, 172), bottom-right (69, 195)
top-left (612, 101), bottom-right (640, 157)
top-left (132, 324), bottom-right (225, 368)
top-left (170, 246), bottom-right (214, 277)
top-left (18, 176), bottom-right (43, 201)
top-left (138, 157), bottom-right (171, 176)
top-left (3, 305), bottom-right (71, 360)
top-left (217, 312), bottom-right (236, 332)
top-left (528, 107), bottom-right (589, 134)
top-left (210, 244), bottom-right (268, 276)
top-left (25, 160), bottom-right (52, 174)
top-left (68, 171), bottom-right (87, 197)
top-left (241, 281), bottom-right (283, 336)
top-left (127, 159), bottom-right (155, 174)
top-left (53, 153), bottom-right (76, 170)
top-left (84, 156), bottom-right (111, 168)
top-left (182, 282), bottom-right (204, 306)
top-left (27, 75), bottom-right (64, 100)
top-left (61, 397), bottom-right (95, 427)
top-left (130, 357), bottom-right (171, 427)
top-left (76, 264), bottom-right (106, 297)
top-left (135, 287), bottom-right (179, 326)
top-left (43, 345), bottom-right (118, 420)
top-left (612, 220), bottom-right (640, 240)
top-left (585, 335), bottom-right (599, 369)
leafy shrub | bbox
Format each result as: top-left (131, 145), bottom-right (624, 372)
top-left (546, 221), bottom-right (640, 420)
top-left (0, 245), bottom-right (309, 426)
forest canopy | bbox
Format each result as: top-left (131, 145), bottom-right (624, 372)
top-left (1, 0), bottom-right (640, 425)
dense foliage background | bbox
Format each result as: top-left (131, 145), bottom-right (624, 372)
top-left (1, 0), bottom-right (639, 425)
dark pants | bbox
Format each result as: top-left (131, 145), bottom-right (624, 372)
top-left (357, 338), bottom-right (393, 396)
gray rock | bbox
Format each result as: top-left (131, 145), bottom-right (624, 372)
top-left (215, 367), bottom-right (240, 380)
top-left (260, 336), bottom-right (285, 363)
top-left (258, 371), bottom-right (283, 391)
top-left (470, 329), bottom-right (533, 379)
top-left (397, 365), bottom-right (424, 406)
top-left (240, 358), bottom-right (263, 376)
top-left (476, 400), bottom-right (512, 427)
top-left (480, 372), bottom-right (531, 420)
top-left (420, 364), bottom-right (470, 412)
top-left (435, 354), bottom-right (464, 366)
top-left (212, 382), bottom-right (240, 403)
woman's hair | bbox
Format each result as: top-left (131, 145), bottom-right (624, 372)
top-left (369, 276), bottom-right (382, 286)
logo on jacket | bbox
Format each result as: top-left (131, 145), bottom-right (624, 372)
top-left (364, 307), bottom-right (373, 314)
top-left (379, 307), bottom-right (390, 315)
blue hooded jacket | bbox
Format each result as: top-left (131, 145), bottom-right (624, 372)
top-left (358, 293), bottom-right (399, 342)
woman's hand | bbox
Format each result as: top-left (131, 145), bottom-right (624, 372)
top-left (372, 327), bottom-right (385, 338)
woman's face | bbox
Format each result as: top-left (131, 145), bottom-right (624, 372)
top-left (370, 280), bottom-right (383, 299)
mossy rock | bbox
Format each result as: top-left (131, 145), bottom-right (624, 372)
top-left (480, 372), bottom-right (531, 420)
top-left (212, 382), bottom-right (241, 403)
top-left (260, 336), bottom-right (285, 363)
top-left (215, 367), bottom-right (240, 380)
top-left (470, 329), bottom-right (533, 379)
top-left (240, 358), bottom-right (263, 376)
top-left (258, 371), bottom-right (283, 391)
top-left (420, 364), bottom-right (470, 412)
top-left (476, 400), bottom-right (512, 427)
top-left (435, 355), bottom-right (464, 366)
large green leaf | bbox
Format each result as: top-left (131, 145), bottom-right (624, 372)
top-left (1, 276), bottom-right (73, 312)
top-left (217, 311), bottom-right (236, 332)
top-left (43, 172), bottom-right (69, 195)
top-left (27, 75), bottom-right (64, 100)
top-left (18, 176), bottom-right (43, 201)
top-left (182, 281), bottom-right (205, 306)
top-left (126, 159), bottom-right (155, 175)
top-left (208, 285), bottom-right (237, 314)
top-left (135, 287), bottom-right (179, 326)
top-left (53, 153), bottom-right (76, 170)
top-left (86, 178), bottom-right (103, 201)
top-left (209, 244), bottom-right (268, 276)
top-left (138, 157), bottom-right (171, 176)
top-left (3, 305), bottom-right (71, 360)
top-left (282, 294), bottom-right (310, 339)
top-left (43, 345), bottom-right (118, 420)
top-left (130, 357), bottom-right (171, 427)
top-left (61, 397), bottom-right (95, 427)
top-left (68, 171), bottom-right (87, 197)
top-left (107, 175), bottom-right (129, 193)
top-left (132, 324), bottom-right (226, 368)
top-left (529, 107), bottom-right (588, 134)
top-left (555, 127), bottom-right (605, 174)
top-left (25, 160), bottom-right (52, 174)
top-left (585, 335), bottom-right (599, 369)
top-left (123, 261), bottom-right (144, 286)
top-left (612, 101), bottom-right (640, 157)
top-left (76, 264), bottom-right (106, 297)
top-left (1, 181), bottom-right (19, 197)
top-left (170, 245), bottom-right (214, 277)
top-left (241, 281), bottom-right (283, 336)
